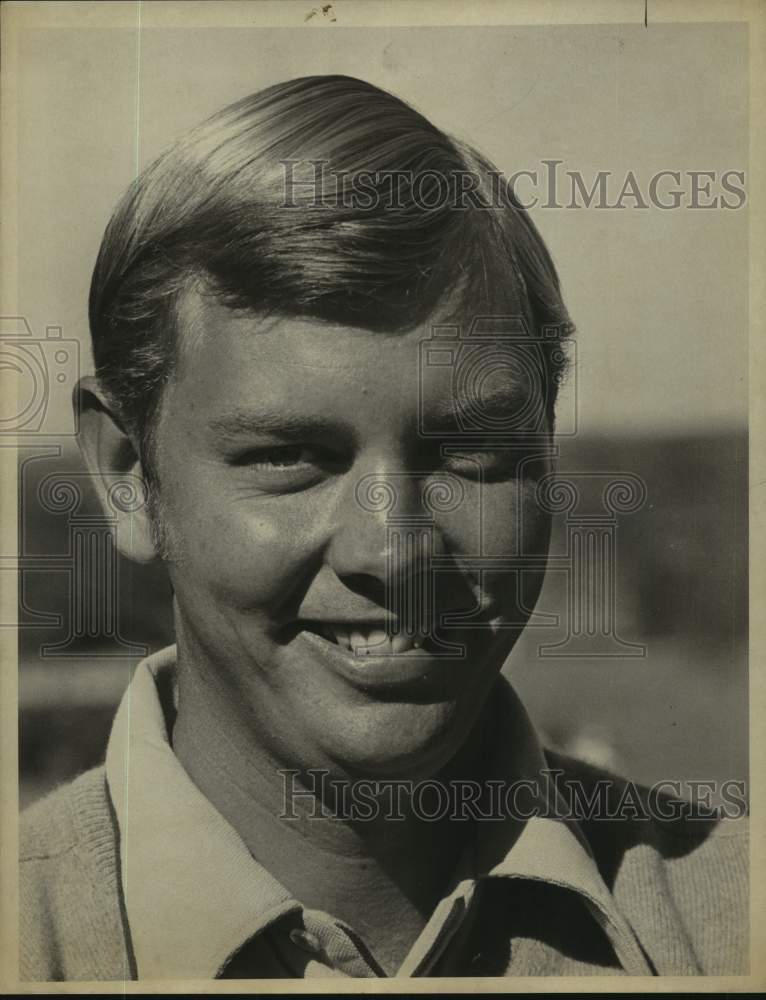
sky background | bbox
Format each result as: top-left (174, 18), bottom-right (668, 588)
top-left (11, 19), bottom-right (748, 436)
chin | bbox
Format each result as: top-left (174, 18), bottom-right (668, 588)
top-left (319, 698), bottom-right (475, 781)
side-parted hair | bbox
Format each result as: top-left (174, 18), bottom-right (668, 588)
top-left (89, 74), bottom-right (573, 469)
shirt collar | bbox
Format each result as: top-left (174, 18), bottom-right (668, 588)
top-left (464, 679), bottom-right (651, 975)
top-left (106, 645), bottom-right (297, 980)
top-left (106, 645), bottom-right (650, 979)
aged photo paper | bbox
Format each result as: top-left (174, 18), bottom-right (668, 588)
top-left (1, 0), bottom-right (764, 994)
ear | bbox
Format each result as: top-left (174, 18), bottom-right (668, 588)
top-left (75, 375), bottom-right (159, 563)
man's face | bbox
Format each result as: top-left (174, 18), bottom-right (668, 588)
top-left (150, 289), bottom-right (552, 779)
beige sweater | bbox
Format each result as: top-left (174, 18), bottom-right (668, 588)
top-left (19, 755), bottom-right (748, 981)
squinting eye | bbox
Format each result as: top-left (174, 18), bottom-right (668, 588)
top-left (229, 443), bottom-right (346, 493)
top-left (243, 445), bottom-right (314, 469)
top-left (442, 448), bottom-right (534, 481)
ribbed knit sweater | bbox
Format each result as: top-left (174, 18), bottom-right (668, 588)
top-left (20, 754), bottom-right (748, 981)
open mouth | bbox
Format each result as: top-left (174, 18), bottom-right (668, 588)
top-left (298, 621), bottom-right (427, 655)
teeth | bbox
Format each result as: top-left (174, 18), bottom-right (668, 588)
top-left (350, 630), bottom-right (366, 652)
top-left (364, 628), bottom-right (388, 650)
top-left (334, 626), bottom-right (350, 649)
top-left (390, 632), bottom-right (420, 654)
top-left (321, 624), bottom-right (425, 655)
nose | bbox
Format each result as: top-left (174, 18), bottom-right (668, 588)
top-left (324, 467), bottom-right (444, 600)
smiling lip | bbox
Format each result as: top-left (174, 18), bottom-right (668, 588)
top-left (296, 626), bottom-right (451, 691)
top-left (298, 619), bottom-right (427, 654)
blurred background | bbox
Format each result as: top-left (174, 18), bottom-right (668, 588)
top-left (9, 13), bottom-right (748, 806)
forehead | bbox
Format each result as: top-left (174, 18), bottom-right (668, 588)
top-left (169, 287), bottom-right (541, 428)
top-left (176, 286), bottom-right (426, 366)
top-left (172, 291), bottom-right (426, 424)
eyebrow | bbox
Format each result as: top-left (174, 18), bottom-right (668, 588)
top-left (207, 408), bottom-right (347, 441)
top-left (425, 382), bottom-right (539, 425)
top-left (207, 384), bottom-right (536, 443)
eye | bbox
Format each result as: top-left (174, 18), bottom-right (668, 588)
top-left (230, 443), bottom-right (345, 493)
top-left (238, 445), bottom-right (315, 470)
top-left (441, 445), bottom-right (542, 482)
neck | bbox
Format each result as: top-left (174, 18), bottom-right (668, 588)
top-left (170, 642), bottom-right (499, 965)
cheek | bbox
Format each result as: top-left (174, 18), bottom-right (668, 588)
top-left (440, 481), bottom-right (550, 614)
top-left (444, 480), bottom-right (551, 556)
top-left (160, 479), bottom-right (320, 613)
